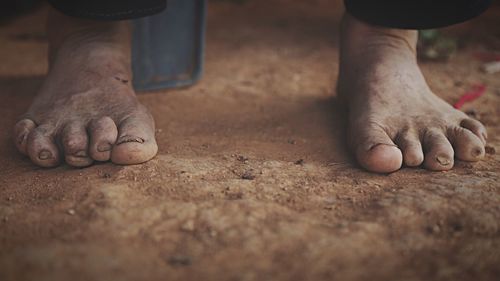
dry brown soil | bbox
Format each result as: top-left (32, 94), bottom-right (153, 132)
top-left (1, 1), bottom-right (499, 280)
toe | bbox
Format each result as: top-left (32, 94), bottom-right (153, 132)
top-left (448, 126), bottom-right (485, 162)
top-left (396, 132), bottom-right (424, 167)
top-left (423, 129), bottom-right (454, 171)
top-left (13, 118), bottom-right (36, 155)
top-left (89, 116), bottom-right (118, 162)
top-left (111, 111), bottom-right (158, 165)
top-left (26, 125), bottom-right (60, 167)
top-left (61, 122), bottom-right (93, 167)
top-left (460, 118), bottom-right (488, 145)
top-left (353, 124), bottom-right (402, 173)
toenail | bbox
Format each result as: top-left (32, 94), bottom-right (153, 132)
top-left (74, 150), bottom-right (87, 157)
top-left (39, 150), bottom-right (53, 160)
top-left (17, 133), bottom-right (27, 144)
top-left (472, 148), bottom-right (482, 157)
top-left (117, 135), bottom-right (145, 145)
top-left (482, 132), bottom-right (488, 141)
top-left (436, 155), bottom-right (451, 166)
top-left (368, 143), bottom-right (397, 151)
top-left (97, 143), bottom-right (112, 152)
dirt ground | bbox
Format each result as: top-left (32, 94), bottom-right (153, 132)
top-left (1, 1), bottom-right (499, 280)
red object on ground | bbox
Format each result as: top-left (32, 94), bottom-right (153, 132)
top-left (453, 84), bottom-right (487, 109)
top-left (472, 52), bottom-right (500, 62)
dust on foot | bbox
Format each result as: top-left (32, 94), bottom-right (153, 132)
top-left (13, 10), bottom-right (157, 168)
top-left (338, 14), bottom-right (487, 173)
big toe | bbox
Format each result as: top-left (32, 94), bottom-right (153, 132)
top-left (353, 125), bottom-right (403, 173)
top-left (111, 110), bottom-right (158, 165)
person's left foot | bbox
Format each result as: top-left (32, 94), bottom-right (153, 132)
top-left (338, 14), bottom-right (487, 173)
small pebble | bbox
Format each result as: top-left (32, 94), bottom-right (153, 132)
top-left (180, 220), bottom-right (195, 232)
top-left (236, 155), bottom-right (249, 162)
top-left (241, 171), bottom-right (255, 180)
top-left (294, 159), bottom-right (304, 165)
top-left (67, 209), bottom-right (75, 215)
top-left (167, 255), bottom-right (192, 266)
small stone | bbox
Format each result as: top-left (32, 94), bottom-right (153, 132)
top-left (287, 139), bottom-right (296, 144)
top-left (241, 170), bottom-right (255, 180)
top-left (167, 255), bottom-right (192, 266)
top-left (236, 155), bottom-right (249, 162)
top-left (432, 225), bottom-right (441, 233)
top-left (67, 209), bottom-right (76, 215)
top-left (226, 192), bottom-right (244, 200)
top-left (294, 159), bottom-right (304, 165)
top-left (180, 220), bottom-right (195, 232)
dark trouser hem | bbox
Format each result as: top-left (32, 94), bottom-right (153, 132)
top-left (344, 0), bottom-right (492, 29)
top-left (47, 0), bottom-right (167, 21)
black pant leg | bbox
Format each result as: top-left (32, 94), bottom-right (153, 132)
top-left (344, 0), bottom-right (492, 29)
top-left (47, 0), bottom-right (167, 20)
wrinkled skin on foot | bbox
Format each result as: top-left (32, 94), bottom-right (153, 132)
top-left (13, 9), bottom-right (157, 168)
top-left (338, 14), bottom-right (487, 173)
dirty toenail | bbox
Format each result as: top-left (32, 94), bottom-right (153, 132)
top-left (117, 135), bottom-right (145, 145)
top-left (39, 150), bottom-right (52, 160)
top-left (97, 143), bottom-right (112, 152)
top-left (74, 150), bottom-right (87, 157)
top-left (472, 148), bottom-right (482, 157)
top-left (436, 155), bottom-right (451, 166)
top-left (368, 143), bottom-right (397, 151)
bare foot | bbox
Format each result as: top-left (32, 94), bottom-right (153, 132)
top-left (338, 14), bottom-right (487, 173)
top-left (13, 9), bottom-right (157, 168)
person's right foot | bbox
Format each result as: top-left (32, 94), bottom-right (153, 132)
top-left (13, 9), bottom-right (157, 168)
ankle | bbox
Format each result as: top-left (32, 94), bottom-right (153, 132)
top-left (340, 13), bottom-right (418, 59)
top-left (46, 8), bottom-right (130, 58)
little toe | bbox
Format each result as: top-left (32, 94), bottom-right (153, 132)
top-left (111, 112), bottom-right (158, 165)
top-left (61, 122), bottom-right (93, 167)
top-left (26, 125), bottom-right (60, 167)
top-left (13, 118), bottom-right (36, 155)
top-left (423, 129), bottom-right (454, 171)
top-left (89, 116), bottom-right (118, 162)
top-left (353, 125), bottom-right (402, 173)
top-left (460, 118), bottom-right (488, 145)
top-left (396, 132), bottom-right (424, 167)
top-left (448, 126), bottom-right (485, 162)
